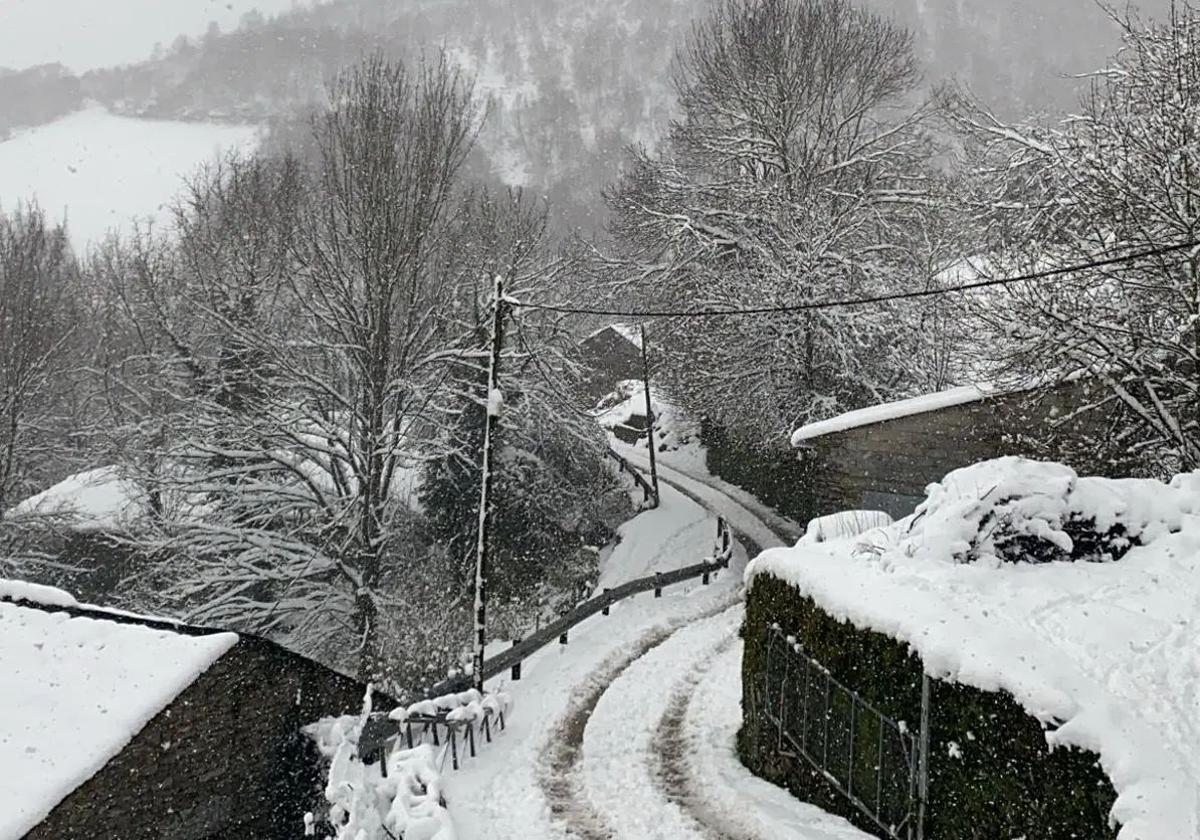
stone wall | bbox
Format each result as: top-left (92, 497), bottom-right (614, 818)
top-left (801, 380), bottom-right (1129, 519)
top-left (579, 327), bottom-right (642, 403)
top-left (27, 635), bottom-right (376, 840)
top-left (740, 573), bottom-right (1119, 840)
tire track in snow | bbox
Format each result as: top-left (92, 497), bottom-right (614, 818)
top-left (652, 632), bottom-right (753, 840)
top-left (538, 458), bottom-right (792, 840)
top-left (537, 595), bottom-right (742, 840)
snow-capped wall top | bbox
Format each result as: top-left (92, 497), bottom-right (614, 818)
top-left (790, 384), bottom-right (998, 446)
top-left (745, 457), bottom-right (1200, 840)
top-left (0, 598), bottom-right (237, 838)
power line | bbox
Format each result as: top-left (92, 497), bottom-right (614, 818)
top-left (511, 240), bottom-right (1200, 319)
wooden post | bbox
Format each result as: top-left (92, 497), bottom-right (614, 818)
top-left (559, 629), bottom-right (569, 645)
top-left (639, 325), bottom-right (660, 508)
top-left (473, 277), bottom-right (506, 693)
top-left (654, 572), bottom-right (663, 598)
top-left (602, 588), bottom-right (611, 615)
top-left (510, 638), bottom-right (521, 681)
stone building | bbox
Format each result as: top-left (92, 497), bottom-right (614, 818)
top-left (790, 379), bottom-right (1125, 519)
top-left (1, 583), bottom-right (377, 840)
top-left (578, 323), bottom-right (643, 404)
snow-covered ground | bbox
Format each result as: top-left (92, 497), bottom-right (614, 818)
top-left (748, 457), bottom-right (1200, 840)
top-left (0, 106), bottom-right (258, 251)
top-left (0, 0), bottom-right (329, 73)
top-left (8, 466), bottom-right (144, 531)
top-left (594, 379), bottom-right (802, 545)
top-left (582, 605), bottom-right (866, 840)
top-left (435, 471), bottom-right (864, 840)
top-left (596, 479), bottom-right (713, 589)
top-left (0, 585), bottom-right (237, 839)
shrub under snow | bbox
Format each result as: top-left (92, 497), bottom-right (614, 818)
top-left (900, 456), bottom-right (1191, 565)
top-left (308, 687), bottom-right (512, 840)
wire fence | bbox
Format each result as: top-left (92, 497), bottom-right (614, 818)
top-left (749, 624), bottom-right (930, 840)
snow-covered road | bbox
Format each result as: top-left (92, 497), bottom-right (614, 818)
top-left (612, 442), bottom-right (801, 552)
top-left (446, 469), bottom-right (869, 840)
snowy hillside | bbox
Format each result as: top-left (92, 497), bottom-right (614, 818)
top-left (0, 106), bottom-right (258, 250)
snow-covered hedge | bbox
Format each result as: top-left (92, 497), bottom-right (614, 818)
top-left (743, 457), bottom-right (1200, 840)
top-left (310, 712), bottom-right (455, 840)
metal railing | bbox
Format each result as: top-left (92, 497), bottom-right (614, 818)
top-left (607, 446), bottom-right (659, 509)
top-left (358, 515), bottom-right (735, 770)
top-left (360, 704), bottom-right (508, 772)
top-left (749, 625), bottom-right (930, 840)
top-left (435, 515), bottom-right (733, 694)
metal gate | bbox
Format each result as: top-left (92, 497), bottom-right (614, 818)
top-left (749, 625), bottom-right (929, 840)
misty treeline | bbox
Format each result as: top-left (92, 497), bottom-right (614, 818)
top-left (592, 0), bottom-right (1200, 474)
top-left (2, 0), bottom-right (1166, 235)
top-left (1, 56), bottom-right (629, 690)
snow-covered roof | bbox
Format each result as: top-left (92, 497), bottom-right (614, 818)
top-left (7, 466), bottom-right (145, 532)
top-left (746, 458), bottom-right (1200, 840)
top-left (585, 322), bottom-right (643, 349)
top-left (0, 581), bottom-right (237, 838)
top-left (790, 384), bottom-right (1000, 446)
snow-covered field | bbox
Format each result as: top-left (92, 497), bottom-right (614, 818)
top-left (0, 0), bottom-right (328, 73)
top-left (0, 106), bottom-right (258, 251)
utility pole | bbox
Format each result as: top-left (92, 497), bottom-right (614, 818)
top-left (473, 277), bottom-right (506, 692)
top-left (639, 325), bottom-right (660, 508)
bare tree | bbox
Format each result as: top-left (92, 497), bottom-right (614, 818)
top-left (946, 4), bottom-right (1200, 471)
top-left (602, 0), bottom-right (955, 444)
top-left (107, 56), bottom-right (480, 685)
top-left (0, 205), bottom-right (78, 518)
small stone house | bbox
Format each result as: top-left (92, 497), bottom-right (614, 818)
top-left (579, 323), bottom-right (644, 404)
top-left (1, 583), bottom-right (377, 840)
top-left (791, 379), bottom-right (1124, 519)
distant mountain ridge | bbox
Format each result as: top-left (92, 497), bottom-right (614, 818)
top-left (0, 0), bottom-right (1170, 232)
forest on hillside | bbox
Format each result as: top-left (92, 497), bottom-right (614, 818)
top-left (0, 0), bottom-right (1171, 233)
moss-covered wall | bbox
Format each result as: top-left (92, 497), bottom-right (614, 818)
top-left (740, 574), bottom-right (1118, 840)
top-left (700, 419), bottom-right (819, 525)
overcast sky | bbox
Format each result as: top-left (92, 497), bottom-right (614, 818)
top-left (0, 0), bottom-right (323, 73)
